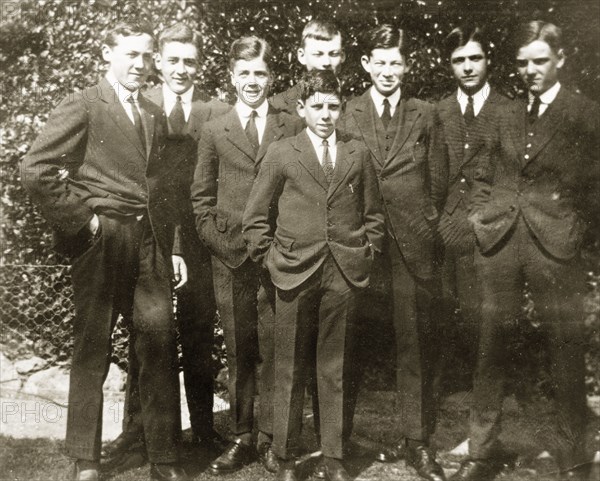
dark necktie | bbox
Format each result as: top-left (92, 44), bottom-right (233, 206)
top-left (528, 94), bottom-right (541, 124)
top-left (127, 95), bottom-right (146, 154)
top-left (169, 95), bottom-right (186, 135)
top-left (245, 110), bottom-right (259, 155)
top-left (464, 95), bottom-right (475, 126)
top-left (322, 139), bottom-right (334, 183)
top-left (381, 98), bottom-right (392, 130)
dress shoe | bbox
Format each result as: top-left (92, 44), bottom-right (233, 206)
top-left (101, 430), bottom-right (145, 459)
top-left (313, 457), bottom-right (326, 479)
top-left (150, 463), bottom-right (189, 481)
top-left (450, 459), bottom-right (500, 481)
top-left (209, 438), bottom-right (255, 475)
top-left (258, 442), bottom-right (280, 473)
top-left (406, 445), bottom-right (446, 481)
top-left (323, 458), bottom-right (352, 481)
top-left (375, 443), bottom-right (404, 463)
top-left (72, 460), bottom-right (99, 481)
top-left (276, 460), bottom-right (298, 481)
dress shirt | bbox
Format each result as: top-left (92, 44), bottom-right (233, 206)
top-left (457, 82), bottom-right (490, 117)
top-left (306, 128), bottom-right (337, 168)
top-left (370, 87), bottom-right (401, 117)
top-left (235, 100), bottom-right (268, 144)
top-left (105, 71), bottom-right (140, 124)
top-left (163, 84), bottom-right (194, 121)
top-left (528, 81), bottom-right (561, 117)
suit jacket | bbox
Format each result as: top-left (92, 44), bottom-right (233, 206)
top-left (436, 88), bottom-right (513, 250)
top-left (21, 77), bottom-right (177, 258)
top-left (191, 103), bottom-right (304, 269)
top-left (243, 130), bottom-right (385, 290)
top-left (145, 86), bottom-right (230, 258)
top-left (269, 84), bottom-right (301, 116)
top-left (340, 90), bottom-right (445, 279)
top-left (471, 87), bottom-right (599, 259)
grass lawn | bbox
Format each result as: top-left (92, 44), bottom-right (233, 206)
top-left (2, 389), bottom-right (597, 481)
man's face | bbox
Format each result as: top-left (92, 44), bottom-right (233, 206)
top-left (450, 41), bottom-right (489, 94)
top-left (298, 35), bottom-right (345, 74)
top-left (361, 47), bottom-right (408, 97)
top-left (155, 41), bottom-right (198, 95)
top-left (102, 33), bottom-right (154, 91)
top-left (516, 40), bottom-right (564, 95)
top-left (230, 56), bottom-right (271, 108)
top-left (297, 91), bottom-right (341, 139)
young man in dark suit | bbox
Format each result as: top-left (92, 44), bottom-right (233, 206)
top-left (270, 19), bottom-right (345, 115)
top-left (100, 23), bottom-right (229, 468)
top-left (243, 69), bottom-right (385, 481)
top-left (340, 24), bottom-right (447, 481)
top-left (434, 26), bottom-right (513, 392)
top-left (21, 21), bottom-right (188, 481)
top-left (451, 21), bottom-right (599, 481)
top-left (191, 36), bottom-right (304, 475)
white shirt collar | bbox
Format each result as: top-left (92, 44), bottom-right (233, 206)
top-left (163, 84), bottom-right (194, 105)
top-left (370, 87), bottom-right (401, 116)
top-left (456, 82), bottom-right (490, 116)
top-left (530, 81), bottom-right (561, 105)
top-left (105, 71), bottom-right (139, 104)
top-left (235, 99), bottom-right (269, 120)
top-left (306, 127), bottom-right (336, 163)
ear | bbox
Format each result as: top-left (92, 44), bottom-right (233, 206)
top-left (230, 70), bottom-right (235, 89)
top-left (296, 99), bottom-right (306, 119)
top-left (154, 52), bottom-right (162, 71)
top-left (101, 44), bottom-right (112, 63)
top-left (297, 47), bottom-right (307, 67)
top-left (340, 50), bottom-right (346, 64)
top-left (556, 49), bottom-right (565, 69)
top-left (360, 55), bottom-right (371, 73)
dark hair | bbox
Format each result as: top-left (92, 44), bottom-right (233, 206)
top-left (363, 24), bottom-right (409, 59)
top-left (444, 24), bottom-right (488, 59)
top-left (103, 20), bottom-right (154, 47)
top-left (229, 36), bottom-right (272, 71)
top-left (298, 69), bottom-right (342, 101)
top-left (513, 20), bottom-right (563, 53)
top-left (301, 18), bottom-right (343, 48)
top-left (158, 23), bottom-right (201, 55)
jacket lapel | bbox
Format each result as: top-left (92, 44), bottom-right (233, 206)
top-left (185, 89), bottom-right (211, 139)
top-left (138, 94), bottom-right (155, 159)
top-left (224, 109), bottom-right (256, 160)
top-left (295, 131), bottom-right (329, 191)
top-left (350, 92), bottom-right (383, 165)
top-left (327, 139), bottom-right (355, 199)
top-left (256, 106), bottom-right (286, 163)
top-left (439, 96), bottom-right (466, 165)
top-left (386, 99), bottom-right (420, 165)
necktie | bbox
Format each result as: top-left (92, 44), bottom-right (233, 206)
top-left (381, 98), bottom-right (392, 130)
top-left (127, 95), bottom-right (146, 154)
top-left (464, 95), bottom-right (475, 126)
top-left (169, 95), bottom-right (186, 136)
top-left (322, 139), bottom-right (334, 183)
top-left (245, 110), bottom-right (259, 155)
top-left (528, 94), bottom-right (541, 124)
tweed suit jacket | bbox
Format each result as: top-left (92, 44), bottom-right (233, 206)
top-left (270, 84), bottom-right (302, 117)
top-left (242, 130), bottom-right (385, 291)
top-left (21, 77), bottom-right (178, 258)
top-left (191, 103), bottom-right (304, 269)
top-left (470, 86), bottom-right (599, 259)
top-left (340, 90), bottom-right (445, 280)
top-left (145, 86), bottom-right (230, 257)
top-left (435, 88), bottom-right (513, 251)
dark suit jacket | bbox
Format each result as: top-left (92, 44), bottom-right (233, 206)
top-left (471, 87), bottom-right (599, 259)
top-left (145, 86), bottom-right (230, 257)
top-left (269, 84), bottom-right (301, 116)
top-left (243, 130), bottom-right (385, 290)
top-left (21, 78), bottom-right (177, 258)
top-left (436, 88), bottom-right (513, 250)
top-left (340, 90), bottom-right (445, 280)
top-left (191, 103), bottom-right (304, 269)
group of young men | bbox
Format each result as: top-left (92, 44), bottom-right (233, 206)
top-left (22, 14), bottom-right (597, 481)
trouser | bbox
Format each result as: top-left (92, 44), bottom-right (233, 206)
top-left (272, 255), bottom-right (358, 460)
top-left (66, 214), bottom-right (180, 463)
top-left (211, 257), bottom-right (275, 440)
top-left (469, 217), bottom-right (587, 470)
top-left (123, 243), bottom-right (217, 439)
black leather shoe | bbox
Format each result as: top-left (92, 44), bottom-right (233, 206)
top-left (323, 458), bottom-right (352, 481)
top-left (257, 442), bottom-right (279, 473)
top-left (406, 445), bottom-right (446, 481)
top-left (313, 457), bottom-right (327, 479)
top-left (101, 431), bottom-right (145, 459)
top-left (375, 443), bottom-right (404, 463)
top-left (209, 439), bottom-right (255, 475)
top-left (450, 459), bottom-right (500, 481)
top-left (276, 460), bottom-right (298, 481)
top-left (150, 463), bottom-right (189, 481)
top-left (72, 461), bottom-right (99, 481)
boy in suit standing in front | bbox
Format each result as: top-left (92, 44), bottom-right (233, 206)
top-left (191, 36), bottom-right (303, 476)
top-left (243, 69), bottom-right (385, 481)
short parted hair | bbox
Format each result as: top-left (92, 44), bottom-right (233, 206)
top-left (298, 69), bottom-right (342, 102)
top-left (301, 19), bottom-right (343, 48)
top-left (363, 24), bottom-right (410, 59)
top-left (444, 25), bottom-right (489, 59)
top-left (103, 20), bottom-right (155, 48)
top-left (514, 20), bottom-right (563, 54)
top-left (229, 36), bottom-right (272, 71)
top-left (158, 23), bottom-right (201, 55)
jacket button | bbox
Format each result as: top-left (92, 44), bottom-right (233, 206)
top-left (509, 205), bottom-right (516, 211)
top-left (526, 143), bottom-right (532, 148)
top-left (464, 143), bottom-right (469, 149)
top-left (385, 146), bottom-right (390, 151)
top-left (528, 132), bottom-right (534, 137)
top-left (460, 177), bottom-right (466, 183)
top-left (524, 154), bottom-right (530, 160)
